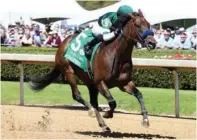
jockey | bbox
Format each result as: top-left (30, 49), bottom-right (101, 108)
top-left (85, 5), bottom-right (134, 59)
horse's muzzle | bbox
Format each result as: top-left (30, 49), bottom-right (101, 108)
top-left (144, 36), bottom-right (156, 50)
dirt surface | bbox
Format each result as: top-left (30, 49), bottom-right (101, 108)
top-left (1, 105), bottom-right (196, 139)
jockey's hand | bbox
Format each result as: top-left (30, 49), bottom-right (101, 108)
top-left (114, 28), bottom-right (121, 36)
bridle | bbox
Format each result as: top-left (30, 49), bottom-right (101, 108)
top-left (121, 16), bottom-right (154, 50)
top-left (121, 17), bottom-right (145, 45)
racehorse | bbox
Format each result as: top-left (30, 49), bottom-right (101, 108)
top-left (29, 9), bottom-right (156, 133)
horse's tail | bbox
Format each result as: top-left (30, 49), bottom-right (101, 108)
top-left (28, 66), bottom-right (61, 92)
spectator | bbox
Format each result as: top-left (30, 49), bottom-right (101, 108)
top-left (151, 26), bottom-right (157, 35)
top-left (18, 27), bottom-right (24, 40)
top-left (190, 28), bottom-right (197, 50)
top-left (44, 31), bottom-right (61, 47)
top-left (40, 29), bottom-right (47, 42)
top-left (14, 26), bottom-right (19, 36)
top-left (166, 28), bottom-right (171, 33)
top-left (30, 24), bottom-right (35, 37)
top-left (51, 24), bottom-right (60, 34)
top-left (41, 30), bottom-right (47, 42)
top-left (157, 30), bottom-right (175, 49)
top-left (154, 30), bottom-right (162, 43)
top-left (0, 26), bottom-right (8, 45)
top-left (32, 28), bottom-right (43, 47)
top-left (24, 25), bottom-right (30, 34)
top-left (45, 23), bottom-right (52, 34)
top-left (170, 30), bottom-right (175, 39)
top-left (60, 29), bottom-right (67, 41)
top-left (7, 29), bottom-right (21, 47)
top-left (44, 31), bottom-right (53, 47)
top-left (8, 29), bottom-right (16, 41)
top-left (34, 24), bottom-right (40, 31)
top-left (175, 26), bottom-right (179, 34)
top-left (51, 31), bottom-right (61, 47)
top-left (174, 27), bottom-right (185, 43)
top-left (21, 32), bottom-right (33, 46)
top-left (174, 32), bottom-right (192, 50)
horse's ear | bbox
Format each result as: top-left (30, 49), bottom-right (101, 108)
top-left (138, 9), bottom-right (144, 17)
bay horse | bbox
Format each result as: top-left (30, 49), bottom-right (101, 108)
top-left (29, 9), bottom-right (156, 132)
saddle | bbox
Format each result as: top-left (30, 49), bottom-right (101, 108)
top-left (64, 29), bottom-right (101, 79)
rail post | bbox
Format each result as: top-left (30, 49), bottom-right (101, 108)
top-left (18, 63), bottom-right (24, 105)
top-left (172, 70), bottom-right (180, 117)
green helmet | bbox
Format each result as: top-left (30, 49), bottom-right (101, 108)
top-left (117, 5), bottom-right (134, 16)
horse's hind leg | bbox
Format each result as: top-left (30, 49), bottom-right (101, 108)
top-left (63, 70), bottom-right (92, 110)
top-left (97, 81), bottom-right (117, 119)
top-left (87, 85), bottom-right (111, 133)
top-left (119, 81), bottom-right (149, 127)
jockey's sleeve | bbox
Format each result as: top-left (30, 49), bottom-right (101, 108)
top-left (103, 32), bottom-right (115, 41)
top-left (98, 12), bottom-right (118, 29)
top-left (91, 21), bottom-right (116, 41)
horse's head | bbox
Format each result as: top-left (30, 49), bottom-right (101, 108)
top-left (122, 9), bottom-right (156, 50)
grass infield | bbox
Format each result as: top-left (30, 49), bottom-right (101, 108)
top-left (1, 81), bottom-right (196, 117)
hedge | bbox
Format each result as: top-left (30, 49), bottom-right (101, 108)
top-left (1, 47), bottom-right (196, 90)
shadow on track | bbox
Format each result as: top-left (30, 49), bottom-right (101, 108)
top-left (75, 131), bottom-right (176, 139)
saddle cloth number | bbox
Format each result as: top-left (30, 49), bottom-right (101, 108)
top-left (71, 32), bottom-right (87, 55)
top-left (64, 29), bottom-right (100, 72)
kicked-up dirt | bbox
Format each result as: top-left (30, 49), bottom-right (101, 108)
top-left (1, 105), bottom-right (196, 139)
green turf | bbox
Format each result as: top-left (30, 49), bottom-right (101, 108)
top-left (1, 47), bottom-right (196, 59)
top-left (1, 81), bottom-right (196, 117)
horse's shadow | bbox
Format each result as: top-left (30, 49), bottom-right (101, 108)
top-left (75, 131), bottom-right (176, 139)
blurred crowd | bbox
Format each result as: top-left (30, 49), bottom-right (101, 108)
top-left (152, 27), bottom-right (196, 50)
top-left (0, 21), bottom-right (196, 50)
top-left (0, 22), bottom-right (76, 48)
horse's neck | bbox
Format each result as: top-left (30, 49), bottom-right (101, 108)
top-left (116, 35), bottom-right (134, 64)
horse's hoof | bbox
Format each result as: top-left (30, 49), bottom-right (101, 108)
top-left (88, 108), bottom-right (96, 118)
top-left (142, 119), bottom-right (150, 128)
top-left (103, 111), bottom-right (113, 119)
top-left (102, 126), bottom-right (111, 133)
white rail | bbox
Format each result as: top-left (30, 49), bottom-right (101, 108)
top-left (1, 53), bottom-right (196, 70)
top-left (1, 53), bottom-right (196, 117)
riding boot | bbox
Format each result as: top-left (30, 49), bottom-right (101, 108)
top-left (85, 35), bottom-right (103, 60)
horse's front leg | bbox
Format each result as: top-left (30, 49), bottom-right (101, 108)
top-left (119, 81), bottom-right (149, 127)
top-left (97, 81), bottom-right (117, 119)
top-left (87, 84), bottom-right (111, 132)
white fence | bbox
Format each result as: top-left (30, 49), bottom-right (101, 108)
top-left (1, 53), bottom-right (196, 117)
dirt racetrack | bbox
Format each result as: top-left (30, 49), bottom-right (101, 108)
top-left (1, 105), bottom-right (196, 139)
